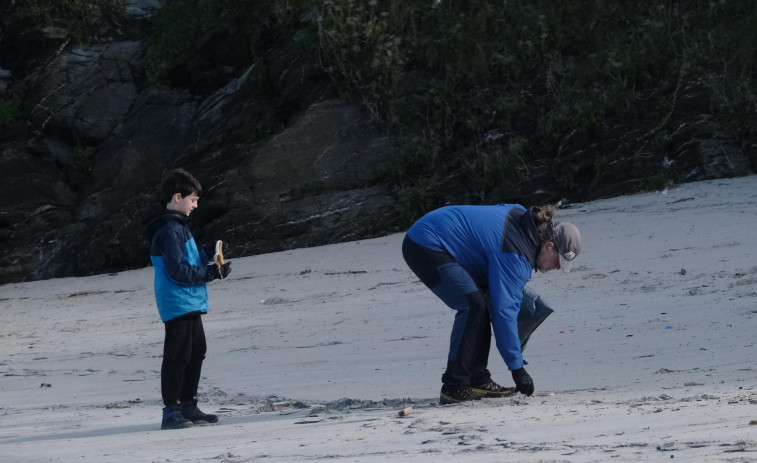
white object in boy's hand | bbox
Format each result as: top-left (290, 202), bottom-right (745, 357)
top-left (213, 240), bottom-right (225, 278)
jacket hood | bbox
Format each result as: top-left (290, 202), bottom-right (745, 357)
top-left (522, 207), bottom-right (545, 269)
top-left (143, 210), bottom-right (190, 242)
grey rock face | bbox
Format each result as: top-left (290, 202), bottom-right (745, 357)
top-left (26, 42), bottom-right (142, 141)
top-left (0, 5), bottom-right (754, 283)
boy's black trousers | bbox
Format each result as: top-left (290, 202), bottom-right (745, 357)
top-left (162, 313), bottom-right (206, 407)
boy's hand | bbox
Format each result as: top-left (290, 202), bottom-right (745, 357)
top-left (219, 262), bottom-right (231, 279)
top-left (207, 261), bottom-right (231, 280)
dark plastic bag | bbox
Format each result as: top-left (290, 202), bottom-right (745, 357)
top-left (518, 286), bottom-right (554, 351)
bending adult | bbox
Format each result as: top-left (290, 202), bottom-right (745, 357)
top-left (402, 204), bottom-right (581, 404)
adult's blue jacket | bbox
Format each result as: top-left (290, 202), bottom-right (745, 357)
top-left (406, 204), bottom-right (541, 370)
top-left (144, 210), bottom-right (216, 322)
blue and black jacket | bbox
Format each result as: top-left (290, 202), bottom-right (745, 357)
top-left (406, 204), bottom-right (541, 370)
top-left (144, 210), bottom-right (216, 322)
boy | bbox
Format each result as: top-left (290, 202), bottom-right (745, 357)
top-left (143, 168), bottom-right (231, 429)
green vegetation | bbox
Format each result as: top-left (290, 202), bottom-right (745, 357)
top-left (640, 174), bottom-right (666, 192)
top-left (147, 0), bottom-right (311, 80)
top-left (147, 0), bottom-right (226, 79)
top-left (142, 0), bottom-right (755, 221)
top-left (0, 98), bottom-right (20, 127)
top-left (74, 145), bottom-right (95, 173)
top-left (11, 0), bottom-right (124, 41)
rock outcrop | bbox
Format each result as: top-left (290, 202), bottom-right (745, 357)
top-left (0, 2), bottom-right (754, 283)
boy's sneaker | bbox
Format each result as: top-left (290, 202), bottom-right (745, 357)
top-left (161, 406), bottom-right (194, 430)
top-left (471, 380), bottom-right (516, 398)
top-left (439, 385), bottom-right (483, 405)
top-left (180, 399), bottom-right (218, 424)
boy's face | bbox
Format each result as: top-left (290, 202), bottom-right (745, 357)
top-left (167, 192), bottom-right (200, 216)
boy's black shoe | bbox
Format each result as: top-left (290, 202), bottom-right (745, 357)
top-left (161, 406), bottom-right (194, 430)
top-left (439, 385), bottom-right (483, 405)
top-left (471, 380), bottom-right (516, 398)
top-left (180, 399), bottom-right (218, 424)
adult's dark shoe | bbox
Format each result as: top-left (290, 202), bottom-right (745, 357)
top-left (471, 380), bottom-right (517, 398)
top-left (161, 406), bottom-right (194, 430)
top-left (180, 399), bottom-right (218, 424)
top-left (439, 385), bottom-right (483, 405)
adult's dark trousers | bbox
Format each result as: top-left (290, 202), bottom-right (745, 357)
top-left (402, 235), bottom-right (492, 387)
top-left (161, 313), bottom-right (206, 407)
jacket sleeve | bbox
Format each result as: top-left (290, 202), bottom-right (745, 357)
top-left (158, 226), bottom-right (215, 284)
top-left (488, 253), bottom-right (531, 370)
top-left (199, 246), bottom-right (213, 265)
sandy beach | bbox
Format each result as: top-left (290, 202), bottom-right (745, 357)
top-left (1, 175), bottom-right (756, 462)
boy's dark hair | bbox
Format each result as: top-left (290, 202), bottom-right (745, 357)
top-left (160, 168), bottom-right (203, 204)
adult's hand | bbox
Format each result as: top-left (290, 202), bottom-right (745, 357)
top-left (511, 367), bottom-right (534, 396)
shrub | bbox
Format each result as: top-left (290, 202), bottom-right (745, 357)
top-left (147, 0), bottom-right (225, 79)
top-left (0, 98), bottom-right (20, 127)
top-left (315, 0), bottom-right (406, 119)
top-left (11, 0), bottom-right (124, 41)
